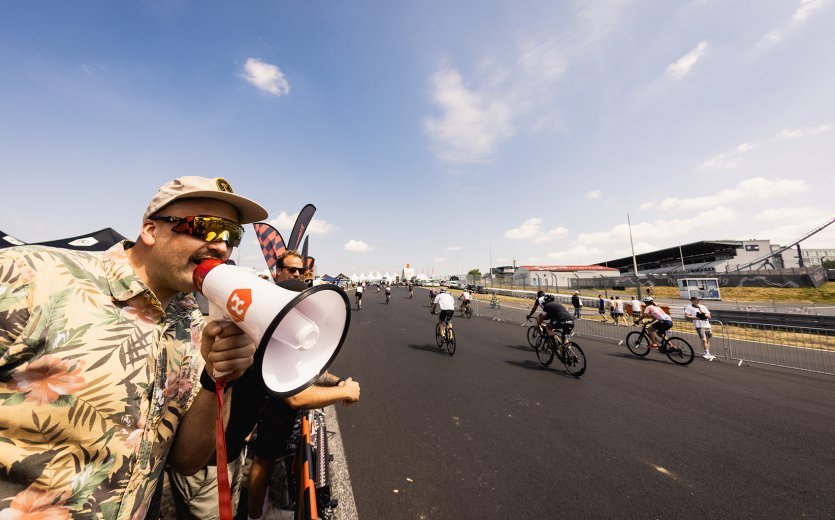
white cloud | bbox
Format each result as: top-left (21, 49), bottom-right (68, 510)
top-left (344, 240), bottom-right (371, 253)
top-left (546, 244), bottom-right (604, 263)
top-left (587, 190), bottom-right (601, 199)
top-left (505, 218), bottom-right (542, 239)
top-left (504, 217), bottom-right (569, 243)
top-left (754, 206), bottom-right (830, 222)
top-left (424, 69), bottom-right (514, 163)
top-left (643, 177), bottom-right (807, 211)
top-left (575, 207), bottom-right (738, 247)
top-left (775, 124), bottom-right (831, 141)
top-left (267, 211), bottom-right (335, 236)
top-left (447, 246), bottom-right (462, 251)
top-left (665, 41), bottom-right (709, 80)
top-left (700, 142), bottom-right (755, 169)
top-left (241, 58), bottom-right (289, 96)
top-left (758, 0), bottom-right (829, 48)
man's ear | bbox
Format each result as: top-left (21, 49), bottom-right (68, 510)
top-left (138, 219), bottom-right (158, 246)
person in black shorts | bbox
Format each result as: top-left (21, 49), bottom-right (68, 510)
top-left (542, 297), bottom-right (575, 344)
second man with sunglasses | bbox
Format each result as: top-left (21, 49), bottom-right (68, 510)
top-left (275, 250), bottom-right (307, 281)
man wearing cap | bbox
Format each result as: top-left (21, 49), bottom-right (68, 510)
top-left (0, 176), bottom-right (265, 519)
top-left (685, 296), bottom-right (716, 361)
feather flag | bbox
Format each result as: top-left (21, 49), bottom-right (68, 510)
top-left (288, 204), bottom-right (316, 251)
top-left (252, 222), bottom-right (286, 281)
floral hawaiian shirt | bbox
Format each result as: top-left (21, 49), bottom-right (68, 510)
top-left (0, 241), bottom-right (205, 519)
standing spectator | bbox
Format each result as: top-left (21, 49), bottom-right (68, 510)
top-left (597, 294), bottom-right (608, 322)
top-left (609, 296), bottom-right (617, 324)
top-left (685, 296), bottom-right (716, 361)
top-left (571, 291), bottom-right (582, 319)
top-left (630, 296), bottom-right (642, 322)
top-left (613, 296), bottom-right (625, 325)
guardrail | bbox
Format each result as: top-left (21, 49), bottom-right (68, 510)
top-left (468, 297), bottom-right (835, 376)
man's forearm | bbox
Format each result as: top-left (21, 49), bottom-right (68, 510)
top-left (169, 388), bottom-right (230, 475)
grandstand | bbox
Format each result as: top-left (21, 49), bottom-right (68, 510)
top-left (599, 239), bottom-right (802, 275)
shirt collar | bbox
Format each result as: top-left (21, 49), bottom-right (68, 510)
top-left (103, 241), bottom-right (198, 321)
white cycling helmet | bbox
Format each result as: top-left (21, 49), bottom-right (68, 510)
top-left (440, 288), bottom-right (447, 293)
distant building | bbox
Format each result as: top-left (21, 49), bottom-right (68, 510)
top-left (597, 239), bottom-right (815, 274)
top-left (490, 265), bottom-right (516, 284)
top-left (513, 265), bottom-right (620, 289)
top-left (402, 263), bottom-right (415, 282)
top-left (799, 248), bottom-right (835, 267)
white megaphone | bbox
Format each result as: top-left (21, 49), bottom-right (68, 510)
top-left (193, 259), bottom-right (351, 397)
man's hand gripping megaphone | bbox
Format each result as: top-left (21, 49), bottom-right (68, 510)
top-left (201, 318), bottom-right (256, 382)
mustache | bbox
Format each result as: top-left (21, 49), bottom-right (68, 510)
top-left (191, 253), bottom-right (226, 264)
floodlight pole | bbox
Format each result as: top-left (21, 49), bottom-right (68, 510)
top-left (628, 213), bottom-right (641, 299)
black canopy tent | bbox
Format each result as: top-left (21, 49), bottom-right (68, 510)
top-left (0, 228), bottom-right (127, 251)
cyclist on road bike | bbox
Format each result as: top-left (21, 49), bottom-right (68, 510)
top-left (385, 284), bottom-right (391, 302)
top-left (355, 283), bottom-right (364, 305)
top-left (541, 297), bottom-right (575, 347)
top-left (459, 288), bottom-right (472, 311)
top-left (634, 297), bottom-right (673, 350)
top-left (526, 290), bottom-right (548, 329)
top-left (429, 287), bottom-right (437, 303)
top-left (432, 287), bottom-right (456, 337)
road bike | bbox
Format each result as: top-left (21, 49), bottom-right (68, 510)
top-left (409, 288), bottom-right (414, 299)
top-left (386, 292), bottom-right (391, 304)
top-left (625, 322), bottom-right (694, 365)
top-left (355, 293), bottom-right (362, 310)
top-left (434, 313), bottom-right (456, 356)
top-left (526, 319), bottom-right (544, 350)
top-left (459, 302), bottom-right (473, 319)
top-left (536, 325), bottom-right (586, 377)
top-left (490, 293), bottom-right (501, 309)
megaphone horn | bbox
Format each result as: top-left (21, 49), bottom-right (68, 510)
top-left (194, 259), bottom-right (351, 397)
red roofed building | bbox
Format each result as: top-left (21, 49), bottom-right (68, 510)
top-left (513, 265), bottom-right (620, 289)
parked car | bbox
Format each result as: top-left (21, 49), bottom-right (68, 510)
top-left (475, 285), bottom-right (488, 294)
top-left (466, 284), bottom-right (477, 292)
top-left (448, 280), bottom-right (460, 288)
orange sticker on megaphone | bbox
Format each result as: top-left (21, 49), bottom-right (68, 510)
top-left (226, 289), bottom-right (252, 322)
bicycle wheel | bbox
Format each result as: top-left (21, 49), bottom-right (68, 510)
top-left (446, 328), bottom-right (456, 356)
top-left (664, 337), bottom-right (694, 366)
top-left (536, 335), bottom-right (555, 366)
top-left (562, 342), bottom-right (586, 377)
top-left (625, 331), bottom-right (650, 356)
top-left (435, 323), bottom-right (444, 348)
top-left (527, 326), bottom-right (543, 349)
top-left (465, 307), bottom-right (473, 319)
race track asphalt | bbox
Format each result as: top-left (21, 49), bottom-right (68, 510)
top-left (328, 287), bottom-right (835, 519)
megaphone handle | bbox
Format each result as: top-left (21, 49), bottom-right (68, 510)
top-left (214, 381), bottom-right (234, 520)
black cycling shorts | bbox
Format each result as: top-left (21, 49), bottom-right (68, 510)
top-left (548, 319), bottom-right (574, 336)
top-left (652, 319), bottom-right (673, 334)
top-left (439, 309), bottom-right (454, 321)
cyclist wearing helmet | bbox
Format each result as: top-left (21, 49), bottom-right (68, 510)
top-left (526, 290), bottom-right (548, 328)
top-left (432, 287), bottom-right (456, 337)
top-left (635, 297), bottom-right (673, 349)
top-left (541, 297), bottom-right (575, 345)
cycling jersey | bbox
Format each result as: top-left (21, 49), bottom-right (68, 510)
top-left (460, 291), bottom-right (471, 301)
top-left (644, 304), bottom-right (671, 321)
top-left (543, 301), bottom-right (573, 322)
top-left (356, 286), bottom-right (364, 294)
top-left (433, 293), bottom-right (455, 311)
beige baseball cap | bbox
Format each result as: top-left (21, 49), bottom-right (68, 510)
top-left (143, 176), bottom-right (268, 224)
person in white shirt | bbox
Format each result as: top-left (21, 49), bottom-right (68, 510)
top-left (630, 296), bottom-right (642, 322)
top-left (355, 283), bottom-right (364, 308)
top-left (613, 296), bottom-right (625, 325)
top-left (432, 288), bottom-right (456, 336)
top-left (526, 291), bottom-right (548, 328)
top-left (635, 297), bottom-right (673, 349)
top-left (459, 289), bottom-right (472, 311)
top-left (685, 296), bottom-right (715, 360)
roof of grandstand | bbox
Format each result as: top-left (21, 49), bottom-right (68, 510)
top-left (598, 241), bottom-right (742, 270)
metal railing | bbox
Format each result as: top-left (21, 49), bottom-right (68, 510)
top-left (468, 296), bottom-right (835, 376)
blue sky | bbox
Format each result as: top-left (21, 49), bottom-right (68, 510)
top-left (1, 1), bottom-right (834, 278)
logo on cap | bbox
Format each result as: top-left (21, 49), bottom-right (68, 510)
top-left (216, 178), bottom-right (234, 193)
